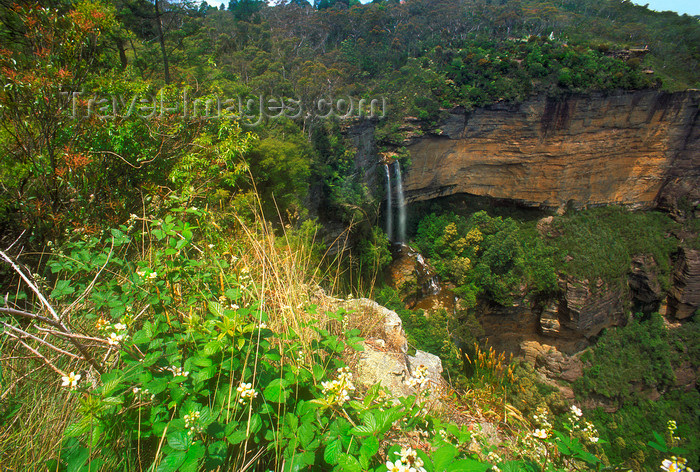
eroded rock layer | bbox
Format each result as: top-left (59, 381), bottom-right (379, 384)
top-left (403, 90), bottom-right (700, 210)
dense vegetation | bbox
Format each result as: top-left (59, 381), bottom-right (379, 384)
top-left (390, 206), bottom-right (697, 470)
top-left (576, 314), bottom-right (700, 469)
top-left (1, 0), bottom-right (698, 471)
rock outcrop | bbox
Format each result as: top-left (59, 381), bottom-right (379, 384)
top-left (558, 277), bottom-right (628, 338)
top-left (338, 297), bottom-right (448, 400)
top-left (668, 248), bottom-right (700, 319)
top-left (628, 254), bottom-right (664, 314)
top-left (385, 244), bottom-right (442, 305)
top-left (400, 90), bottom-right (700, 210)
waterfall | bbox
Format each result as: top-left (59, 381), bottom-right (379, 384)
top-left (394, 161), bottom-right (406, 243)
top-left (384, 164), bottom-right (393, 241)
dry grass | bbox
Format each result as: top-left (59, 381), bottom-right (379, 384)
top-left (0, 357), bottom-right (82, 471)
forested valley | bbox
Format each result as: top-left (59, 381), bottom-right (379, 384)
top-left (1, 0), bottom-right (699, 470)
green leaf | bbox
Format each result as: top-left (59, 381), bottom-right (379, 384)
top-left (264, 378), bottom-right (291, 403)
top-left (227, 428), bottom-right (247, 445)
top-left (432, 444), bottom-right (458, 472)
top-left (348, 400), bottom-right (366, 411)
top-left (248, 413), bottom-right (262, 434)
top-left (324, 438), bottom-right (341, 465)
top-left (498, 461), bottom-right (538, 472)
top-left (336, 453), bottom-right (362, 472)
top-left (362, 412), bottom-right (377, 432)
top-left (51, 280), bottom-right (75, 300)
top-left (285, 412), bottom-right (299, 432)
top-left (205, 441), bottom-right (227, 469)
top-left (190, 356), bottom-right (213, 367)
top-left (180, 443), bottom-right (205, 472)
top-left (207, 301), bottom-right (225, 318)
top-left (202, 340), bottom-right (223, 356)
top-left (225, 288), bottom-right (241, 301)
top-left (360, 436), bottom-right (379, 458)
top-left (312, 364), bottom-right (325, 382)
top-left (648, 431), bottom-right (668, 453)
top-left (65, 445), bottom-right (89, 472)
top-left (156, 451), bottom-right (187, 472)
top-left (574, 449), bottom-right (600, 465)
top-left (298, 422), bottom-right (316, 449)
top-left (283, 452), bottom-right (315, 472)
top-left (648, 440), bottom-right (668, 453)
top-left (445, 458), bottom-right (491, 472)
top-left (167, 431), bottom-right (190, 451)
top-left (349, 424), bottom-right (374, 436)
top-left (63, 421), bottom-right (89, 438)
top-left (417, 450), bottom-right (433, 472)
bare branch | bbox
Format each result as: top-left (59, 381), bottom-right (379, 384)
top-left (1, 321), bottom-right (82, 360)
top-left (34, 326), bottom-right (111, 345)
top-left (0, 250), bottom-right (104, 373)
top-left (0, 249), bottom-right (62, 325)
top-left (0, 306), bottom-right (63, 329)
top-left (4, 332), bottom-right (64, 375)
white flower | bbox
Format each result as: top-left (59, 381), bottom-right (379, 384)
top-left (570, 405), bottom-right (583, 417)
top-left (661, 457), bottom-right (692, 472)
top-left (185, 410), bottom-right (202, 435)
top-left (61, 372), bottom-right (81, 389)
top-left (132, 387), bottom-right (141, 394)
top-left (171, 366), bottom-right (189, 377)
top-left (398, 447), bottom-right (417, 463)
top-left (108, 332), bottom-right (124, 346)
top-left (321, 367), bottom-right (355, 405)
top-left (487, 451), bottom-right (502, 464)
top-left (407, 364), bottom-right (429, 389)
top-left (589, 436), bottom-right (599, 444)
top-left (113, 323), bottom-right (127, 331)
top-left (386, 460), bottom-right (407, 472)
top-left (533, 429), bottom-right (548, 439)
top-left (237, 382), bottom-right (258, 403)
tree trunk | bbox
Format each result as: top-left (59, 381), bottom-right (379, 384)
top-left (116, 36), bottom-right (128, 69)
top-left (154, 0), bottom-right (170, 84)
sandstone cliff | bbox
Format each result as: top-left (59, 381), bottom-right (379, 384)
top-left (401, 90), bottom-right (700, 210)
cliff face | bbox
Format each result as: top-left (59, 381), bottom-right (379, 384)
top-left (402, 90), bottom-right (700, 210)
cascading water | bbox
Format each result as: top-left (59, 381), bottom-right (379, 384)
top-left (384, 164), bottom-right (393, 241)
top-left (394, 161), bottom-right (406, 243)
top-left (415, 252), bottom-right (441, 296)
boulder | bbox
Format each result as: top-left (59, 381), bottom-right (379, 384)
top-left (337, 298), bottom-right (447, 400)
top-left (342, 297), bottom-right (408, 353)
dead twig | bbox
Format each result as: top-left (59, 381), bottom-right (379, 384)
top-left (4, 332), bottom-right (64, 376)
top-left (0, 250), bottom-right (104, 373)
top-left (0, 321), bottom-right (82, 360)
